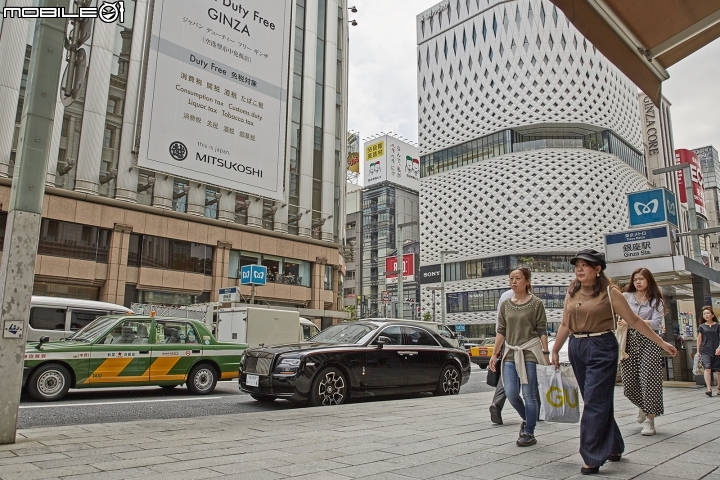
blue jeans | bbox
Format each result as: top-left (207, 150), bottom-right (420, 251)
top-left (503, 361), bottom-right (538, 435)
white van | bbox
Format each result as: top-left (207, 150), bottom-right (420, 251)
top-left (27, 296), bottom-right (133, 342)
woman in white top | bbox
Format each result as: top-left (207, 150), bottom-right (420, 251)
top-left (618, 268), bottom-right (665, 436)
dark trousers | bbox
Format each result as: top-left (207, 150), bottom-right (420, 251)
top-left (569, 334), bottom-right (625, 467)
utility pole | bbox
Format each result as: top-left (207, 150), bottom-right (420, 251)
top-left (395, 221), bottom-right (417, 320)
top-left (0, 0), bottom-right (72, 445)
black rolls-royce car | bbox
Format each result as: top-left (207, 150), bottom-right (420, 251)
top-left (239, 320), bottom-right (471, 406)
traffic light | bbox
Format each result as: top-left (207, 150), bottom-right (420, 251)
top-left (61, 0), bottom-right (94, 106)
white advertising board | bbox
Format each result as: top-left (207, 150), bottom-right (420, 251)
top-left (604, 225), bottom-right (673, 262)
top-left (363, 135), bottom-right (419, 191)
top-left (139, 0), bottom-right (292, 200)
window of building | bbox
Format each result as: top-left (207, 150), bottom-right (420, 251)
top-left (133, 234), bottom-right (213, 275)
top-left (172, 180), bottom-right (189, 213)
top-left (38, 219), bottom-right (111, 263)
top-left (33, 282), bottom-right (100, 300)
top-left (324, 265), bottom-right (333, 290)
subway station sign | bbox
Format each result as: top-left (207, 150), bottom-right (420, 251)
top-left (139, 0), bottom-right (292, 199)
top-left (604, 225), bottom-right (673, 262)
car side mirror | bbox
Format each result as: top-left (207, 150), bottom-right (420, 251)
top-left (376, 336), bottom-right (390, 348)
top-left (36, 336), bottom-right (50, 350)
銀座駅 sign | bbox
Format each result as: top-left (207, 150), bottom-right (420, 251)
top-left (139, 0), bottom-right (292, 200)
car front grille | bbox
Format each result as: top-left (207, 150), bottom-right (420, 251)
top-left (244, 351), bottom-right (274, 375)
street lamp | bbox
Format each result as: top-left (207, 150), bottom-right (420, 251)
top-left (396, 221), bottom-right (418, 319)
top-left (440, 250), bottom-right (458, 325)
top-left (426, 286), bottom-right (443, 322)
top-left (652, 165), bottom-right (702, 263)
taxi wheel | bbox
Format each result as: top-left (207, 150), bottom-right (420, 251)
top-left (27, 364), bottom-right (71, 402)
top-left (309, 367), bottom-right (347, 407)
top-left (434, 365), bottom-right (461, 396)
top-left (187, 363), bottom-right (217, 395)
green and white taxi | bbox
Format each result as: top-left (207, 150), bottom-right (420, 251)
top-left (22, 315), bottom-right (247, 401)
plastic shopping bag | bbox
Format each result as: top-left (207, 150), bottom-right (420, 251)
top-left (693, 354), bottom-right (704, 376)
top-left (537, 365), bottom-right (580, 423)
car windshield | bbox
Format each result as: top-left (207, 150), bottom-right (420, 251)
top-left (309, 323), bottom-right (378, 345)
top-left (66, 316), bottom-right (117, 342)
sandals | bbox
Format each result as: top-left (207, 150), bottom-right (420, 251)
top-left (706, 390), bottom-right (713, 397)
top-left (608, 454), bottom-right (622, 462)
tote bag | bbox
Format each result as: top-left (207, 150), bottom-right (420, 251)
top-left (537, 365), bottom-right (580, 423)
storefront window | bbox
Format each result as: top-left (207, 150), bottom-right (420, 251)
top-left (262, 255), bottom-right (282, 281)
top-left (228, 251), bottom-right (310, 287)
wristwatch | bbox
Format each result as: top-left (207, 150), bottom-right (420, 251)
top-left (542, 351), bottom-right (550, 354)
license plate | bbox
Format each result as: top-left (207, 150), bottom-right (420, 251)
top-left (479, 349), bottom-right (487, 355)
top-left (246, 374), bottom-right (259, 387)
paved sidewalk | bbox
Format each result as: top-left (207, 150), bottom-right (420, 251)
top-left (2, 386), bottom-right (719, 480)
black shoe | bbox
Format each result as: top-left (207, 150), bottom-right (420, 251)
top-left (581, 466), bottom-right (600, 475)
top-left (519, 421), bottom-right (526, 435)
top-left (516, 432), bottom-right (536, 447)
top-left (608, 454), bottom-right (622, 462)
top-left (489, 404), bottom-right (503, 425)
top-left (706, 390), bottom-right (712, 397)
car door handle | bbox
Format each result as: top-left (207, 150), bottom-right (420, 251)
top-left (398, 351), bottom-right (418, 356)
top-left (139, 351), bottom-right (150, 354)
top-left (192, 350), bottom-right (200, 354)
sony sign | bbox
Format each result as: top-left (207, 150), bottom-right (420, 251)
top-left (419, 264), bottom-right (442, 284)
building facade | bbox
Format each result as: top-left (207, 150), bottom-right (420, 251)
top-left (0, 0), bottom-right (350, 320)
top-left (694, 146), bottom-right (720, 265)
top-left (416, 0), bottom-right (649, 336)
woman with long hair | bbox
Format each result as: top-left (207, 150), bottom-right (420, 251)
top-left (697, 306), bottom-right (720, 396)
top-left (619, 268), bottom-right (666, 436)
top-left (550, 249), bottom-right (677, 475)
top-left (489, 267), bottom-right (548, 447)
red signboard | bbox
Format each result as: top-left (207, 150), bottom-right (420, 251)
top-left (385, 254), bottom-right (415, 284)
top-left (675, 149), bottom-right (706, 218)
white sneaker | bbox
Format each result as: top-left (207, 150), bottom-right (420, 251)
top-left (636, 409), bottom-right (646, 424)
top-left (641, 418), bottom-right (655, 436)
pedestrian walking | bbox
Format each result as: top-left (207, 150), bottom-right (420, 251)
top-left (550, 249), bottom-right (677, 475)
top-left (489, 267), bottom-right (549, 447)
top-left (489, 289), bottom-right (514, 425)
top-left (697, 306), bottom-right (720, 397)
top-left (618, 268), bottom-right (666, 436)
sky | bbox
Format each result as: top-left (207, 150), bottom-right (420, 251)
top-left (347, 1), bottom-right (720, 161)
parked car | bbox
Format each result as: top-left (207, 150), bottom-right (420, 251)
top-left (363, 318), bottom-right (461, 347)
top-left (22, 315), bottom-right (247, 401)
top-left (239, 320), bottom-right (471, 406)
top-left (469, 338), bottom-right (495, 368)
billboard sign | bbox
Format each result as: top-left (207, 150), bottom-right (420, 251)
top-left (218, 286), bottom-right (240, 303)
top-left (627, 188), bottom-right (678, 228)
top-left (138, 0), bottom-right (292, 200)
top-left (363, 135), bottom-right (420, 191)
top-left (419, 264), bottom-right (441, 284)
top-left (604, 225), bottom-right (673, 262)
top-left (347, 152), bottom-right (359, 173)
top-left (385, 254), bottom-right (416, 284)
top-left (675, 149), bottom-right (706, 218)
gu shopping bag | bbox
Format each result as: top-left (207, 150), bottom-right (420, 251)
top-left (537, 365), bottom-right (580, 423)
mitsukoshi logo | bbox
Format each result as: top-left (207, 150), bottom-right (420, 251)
top-left (634, 199), bottom-right (658, 216)
top-left (169, 141), bottom-right (188, 161)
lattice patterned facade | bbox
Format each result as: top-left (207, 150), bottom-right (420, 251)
top-left (416, 0), bottom-right (649, 328)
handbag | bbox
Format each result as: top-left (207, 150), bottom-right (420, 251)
top-left (537, 365), bottom-right (580, 423)
top-left (693, 353), bottom-right (705, 376)
top-left (486, 355), bottom-right (502, 387)
top-left (608, 286), bottom-right (629, 362)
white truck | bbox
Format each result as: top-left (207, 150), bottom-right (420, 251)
top-left (216, 307), bottom-right (319, 347)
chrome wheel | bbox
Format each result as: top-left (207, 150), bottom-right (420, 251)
top-left (37, 370), bottom-right (65, 397)
top-left (316, 370), bottom-right (346, 406)
top-left (436, 365), bottom-right (461, 395)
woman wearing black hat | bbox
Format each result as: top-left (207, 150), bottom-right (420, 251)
top-left (550, 249), bottom-right (677, 476)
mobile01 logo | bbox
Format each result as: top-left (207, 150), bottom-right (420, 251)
top-left (2, 1), bottom-right (125, 23)
top-left (169, 141), bottom-right (188, 161)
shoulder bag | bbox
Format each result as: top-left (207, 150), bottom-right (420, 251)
top-left (608, 286), bottom-right (629, 362)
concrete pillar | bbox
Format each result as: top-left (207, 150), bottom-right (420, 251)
top-left (74, 17), bottom-right (116, 194)
top-left (211, 241), bottom-right (232, 301)
top-left (298, 0), bottom-right (318, 237)
top-left (151, 174), bottom-right (173, 209)
top-left (0, 0), bottom-right (33, 177)
top-left (274, 202), bottom-right (289, 233)
top-left (246, 197), bottom-right (263, 228)
top-left (321, 0), bottom-right (339, 243)
top-left (100, 224), bottom-right (133, 304)
top-left (217, 190), bottom-right (236, 222)
top-left (186, 182), bottom-right (206, 216)
top-left (116, 0), bottom-right (149, 203)
top-left (309, 262), bottom-right (326, 310)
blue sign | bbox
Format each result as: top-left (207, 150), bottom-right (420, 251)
top-left (240, 265), bottom-right (267, 286)
top-left (454, 324), bottom-right (465, 332)
top-left (627, 188), bottom-right (678, 228)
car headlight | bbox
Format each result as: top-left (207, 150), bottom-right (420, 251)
top-left (274, 357), bottom-right (302, 374)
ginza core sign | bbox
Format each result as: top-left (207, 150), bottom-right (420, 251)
top-left (139, 0), bottom-right (292, 200)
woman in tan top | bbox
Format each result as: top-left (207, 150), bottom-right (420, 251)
top-left (550, 249), bottom-right (677, 476)
top-left (489, 267), bottom-right (548, 447)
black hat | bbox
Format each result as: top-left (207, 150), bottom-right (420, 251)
top-left (570, 249), bottom-right (606, 271)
